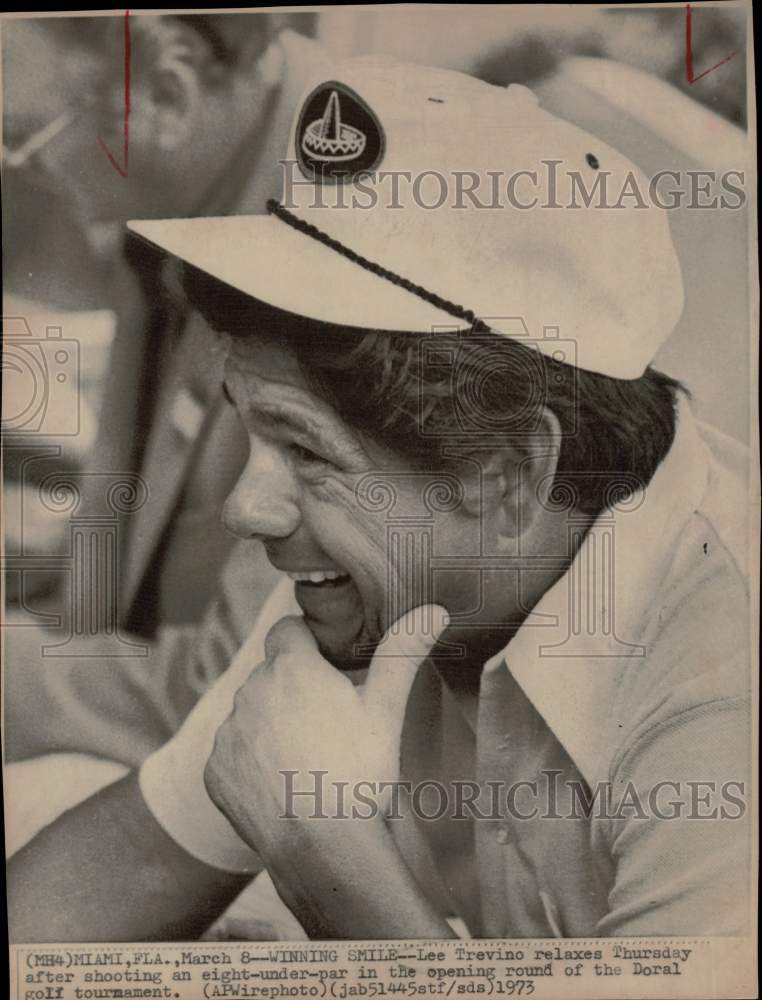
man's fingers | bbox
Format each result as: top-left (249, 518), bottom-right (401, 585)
top-left (264, 615), bottom-right (320, 661)
top-left (361, 604), bottom-right (449, 734)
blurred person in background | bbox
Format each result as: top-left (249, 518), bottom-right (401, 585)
top-left (4, 13), bottom-right (326, 936)
top-left (3, 6), bottom-right (329, 807)
top-left (3, 19), bottom-right (119, 601)
top-left (2, 16), bottom-right (115, 309)
top-left (3, 11), bottom-right (323, 636)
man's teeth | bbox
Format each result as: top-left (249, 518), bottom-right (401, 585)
top-left (286, 570), bottom-right (349, 583)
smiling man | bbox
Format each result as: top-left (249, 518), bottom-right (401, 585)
top-left (7, 57), bottom-right (751, 942)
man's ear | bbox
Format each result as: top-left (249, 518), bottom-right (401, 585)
top-left (143, 50), bottom-right (202, 152)
top-left (487, 407), bottom-right (563, 544)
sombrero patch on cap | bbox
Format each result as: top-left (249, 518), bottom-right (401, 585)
top-left (296, 81), bottom-right (385, 183)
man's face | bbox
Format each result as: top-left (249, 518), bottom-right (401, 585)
top-left (223, 335), bottom-right (492, 670)
top-left (3, 21), bottom-right (197, 225)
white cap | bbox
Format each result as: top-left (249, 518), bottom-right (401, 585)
top-left (129, 56), bottom-right (684, 379)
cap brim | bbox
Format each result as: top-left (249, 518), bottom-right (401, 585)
top-left (127, 215), bottom-right (460, 334)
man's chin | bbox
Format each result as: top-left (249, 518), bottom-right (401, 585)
top-left (307, 621), bottom-right (378, 672)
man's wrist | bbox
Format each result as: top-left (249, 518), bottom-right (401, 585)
top-left (264, 816), bottom-right (454, 940)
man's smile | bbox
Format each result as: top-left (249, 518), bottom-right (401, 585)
top-left (284, 568), bottom-right (351, 585)
top-left (278, 561), bottom-right (361, 620)
top-left (264, 553), bottom-right (368, 658)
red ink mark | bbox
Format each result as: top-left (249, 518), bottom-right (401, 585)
top-left (685, 4), bottom-right (740, 84)
top-left (98, 10), bottom-right (131, 177)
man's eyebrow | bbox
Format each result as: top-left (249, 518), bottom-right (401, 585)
top-left (256, 399), bottom-right (326, 439)
top-left (261, 392), bottom-right (369, 467)
top-left (221, 380), bottom-right (307, 429)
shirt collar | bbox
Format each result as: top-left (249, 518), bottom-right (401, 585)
top-left (484, 397), bottom-right (711, 787)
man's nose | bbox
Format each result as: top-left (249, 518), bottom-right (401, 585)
top-left (223, 445), bottom-right (300, 541)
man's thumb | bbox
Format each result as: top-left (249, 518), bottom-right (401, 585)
top-left (361, 604), bottom-right (449, 731)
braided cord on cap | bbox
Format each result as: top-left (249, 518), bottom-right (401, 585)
top-left (267, 200), bottom-right (488, 332)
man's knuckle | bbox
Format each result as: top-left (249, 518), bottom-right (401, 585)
top-left (232, 683), bottom-right (248, 711)
top-left (203, 756), bottom-right (221, 799)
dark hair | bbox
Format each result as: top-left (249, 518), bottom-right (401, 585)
top-left (180, 262), bottom-right (685, 515)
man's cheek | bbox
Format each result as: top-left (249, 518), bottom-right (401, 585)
top-left (310, 480), bottom-right (433, 608)
top-left (309, 479), bottom-right (390, 573)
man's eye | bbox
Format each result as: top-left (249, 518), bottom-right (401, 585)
top-left (290, 443), bottom-right (325, 464)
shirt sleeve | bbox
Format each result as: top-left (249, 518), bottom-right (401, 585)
top-left (594, 694), bottom-right (752, 937)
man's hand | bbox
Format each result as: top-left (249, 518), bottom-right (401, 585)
top-left (204, 604), bottom-right (452, 939)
